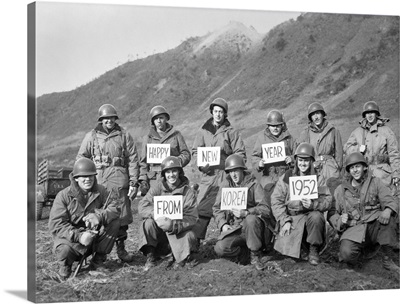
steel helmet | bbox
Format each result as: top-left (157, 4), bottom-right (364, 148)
top-left (98, 104), bottom-right (119, 121)
top-left (72, 158), bottom-right (97, 177)
top-left (345, 152), bottom-right (368, 172)
top-left (294, 142), bottom-right (315, 161)
top-left (307, 102), bottom-right (326, 121)
top-left (266, 110), bottom-right (285, 125)
top-left (225, 154), bottom-right (247, 172)
top-left (362, 101), bottom-right (380, 117)
top-left (209, 98), bottom-right (228, 115)
top-left (150, 105), bottom-right (170, 124)
top-left (161, 156), bottom-right (183, 177)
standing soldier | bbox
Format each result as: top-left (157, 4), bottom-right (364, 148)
top-left (271, 143), bottom-right (333, 265)
top-left (213, 154), bottom-right (275, 271)
top-left (191, 98), bottom-right (247, 244)
top-left (49, 158), bottom-right (121, 280)
top-left (344, 101), bottom-right (400, 188)
top-left (328, 152), bottom-right (399, 269)
top-left (138, 105), bottom-right (191, 195)
top-left (298, 102), bottom-right (343, 188)
top-left (77, 104), bottom-right (139, 263)
top-left (251, 109), bottom-right (296, 202)
top-left (138, 156), bottom-right (198, 271)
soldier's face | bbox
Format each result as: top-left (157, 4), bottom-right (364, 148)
top-left (101, 116), bottom-right (116, 130)
top-left (74, 175), bottom-right (95, 192)
top-left (268, 124), bottom-right (283, 136)
top-left (365, 112), bottom-right (377, 125)
top-left (297, 157), bottom-right (311, 174)
top-left (349, 163), bottom-right (367, 181)
top-left (229, 168), bottom-right (244, 185)
top-left (165, 168), bottom-right (180, 185)
top-left (311, 111), bottom-right (324, 127)
top-left (153, 114), bottom-right (168, 131)
top-left (212, 106), bottom-right (225, 124)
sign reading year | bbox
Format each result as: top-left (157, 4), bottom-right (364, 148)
top-left (220, 187), bottom-right (248, 210)
top-left (147, 144), bottom-right (170, 164)
top-left (262, 142), bottom-right (286, 164)
top-left (153, 195), bottom-right (183, 220)
top-left (289, 175), bottom-right (318, 200)
top-left (197, 147), bottom-right (220, 166)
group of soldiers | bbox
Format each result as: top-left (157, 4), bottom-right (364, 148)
top-left (47, 97), bottom-right (400, 280)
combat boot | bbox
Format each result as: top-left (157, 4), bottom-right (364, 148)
top-left (250, 251), bottom-right (265, 271)
top-left (116, 240), bottom-right (134, 263)
top-left (89, 252), bottom-right (107, 270)
top-left (144, 246), bottom-right (157, 271)
top-left (58, 264), bottom-right (72, 280)
top-left (308, 245), bottom-right (320, 266)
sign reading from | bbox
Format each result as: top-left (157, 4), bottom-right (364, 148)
top-left (262, 142), bottom-right (286, 164)
top-left (153, 195), bottom-right (183, 220)
top-left (197, 147), bottom-right (220, 166)
top-left (220, 187), bottom-right (248, 210)
top-left (147, 144), bottom-right (170, 164)
top-left (289, 175), bottom-right (318, 200)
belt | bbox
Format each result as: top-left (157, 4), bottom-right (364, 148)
top-left (287, 209), bottom-right (307, 216)
top-left (364, 204), bottom-right (380, 211)
top-left (367, 154), bottom-right (389, 165)
top-left (316, 155), bottom-right (334, 161)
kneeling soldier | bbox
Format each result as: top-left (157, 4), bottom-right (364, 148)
top-left (328, 152), bottom-right (399, 268)
top-left (213, 154), bottom-right (275, 271)
top-left (138, 156), bottom-right (198, 271)
top-left (48, 158), bottom-right (121, 280)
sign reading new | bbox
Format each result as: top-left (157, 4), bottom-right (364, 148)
top-left (197, 147), bottom-right (221, 166)
top-left (153, 195), bottom-right (183, 220)
top-left (220, 187), bottom-right (248, 210)
top-left (147, 144), bottom-right (170, 164)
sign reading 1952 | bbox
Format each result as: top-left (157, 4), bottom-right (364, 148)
top-left (289, 175), bottom-right (318, 200)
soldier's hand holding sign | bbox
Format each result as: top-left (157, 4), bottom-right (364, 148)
top-left (300, 198), bottom-right (312, 209)
top-left (232, 208), bottom-right (248, 219)
top-left (156, 216), bottom-right (173, 232)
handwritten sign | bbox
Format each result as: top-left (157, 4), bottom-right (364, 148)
top-left (147, 144), bottom-right (170, 164)
top-left (220, 187), bottom-right (248, 210)
top-left (197, 147), bottom-right (220, 166)
top-left (262, 142), bottom-right (286, 164)
top-left (289, 175), bottom-right (318, 200)
top-left (153, 195), bottom-right (183, 220)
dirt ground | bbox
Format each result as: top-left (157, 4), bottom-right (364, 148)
top-left (35, 198), bottom-right (399, 303)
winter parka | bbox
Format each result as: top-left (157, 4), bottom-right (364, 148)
top-left (77, 123), bottom-right (139, 226)
top-left (328, 172), bottom-right (399, 243)
top-left (139, 123), bottom-right (191, 182)
top-left (48, 174), bottom-right (121, 254)
top-left (344, 117), bottom-right (400, 187)
top-left (298, 120), bottom-right (343, 185)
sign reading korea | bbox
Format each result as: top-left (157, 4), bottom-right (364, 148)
top-left (147, 144), bottom-right (170, 164)
top-left (220, 187), bottom-right (248, 210)
top-left (289, 175), bottom-right (318, 200)
top-left (197, 147), bottom-right (220, 166)
top-left (153, 195), bottom-right (183, 220)
top-left (262, 142), bottom-right (286, 164)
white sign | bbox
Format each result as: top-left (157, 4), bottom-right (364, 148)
top-left (220, 187), bottom-right (248, 210)
top-left (262, 142), bottom-right (286, 164)
top-left (147, 144), bottom-right (170, 164)
top-left (197, 147), bottom-right (220, 166)
top-left (153, 195), bottom-right (183, 220)
top-left (289, 175), bottom-right (319, 200)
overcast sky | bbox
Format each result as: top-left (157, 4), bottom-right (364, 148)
top-left (36, 3), bottom-right (300, 96)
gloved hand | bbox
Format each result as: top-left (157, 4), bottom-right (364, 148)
top-left (79, 231), bottom-right (95, 246)
top-left (199, 163), bottom-right (211, 174)
top-left (83, 213), bottom-right (100, 229)
top-left (139, 180), bottom-right (150, 196)
top-left (155, 216), bottom-right (172, 232)
top-left (128, 186), bottom-right (138, 201)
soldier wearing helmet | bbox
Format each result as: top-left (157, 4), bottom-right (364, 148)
top-left (138, 156), bottom-right (198, 271)
top-left (76, 104), bottom-right (140, 263)
top-left (49, 158), bottom-right (121, 280)
top-left (191, 98), bottom-right (246, 246)
top-left (298, 102), bottom-right (343, 186)
top-left (138, 105), bottom-right (191, 196)
top-left (213, 154), bottom-right (275, 271)
top-left (328, 152), bottom-right (398, 269)
top-left (252, 109), bottom-right (296, 202)
top-left (344, 101), bottom-right (400, 188)
top-left (271, 142), bottom-right (333, 266)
